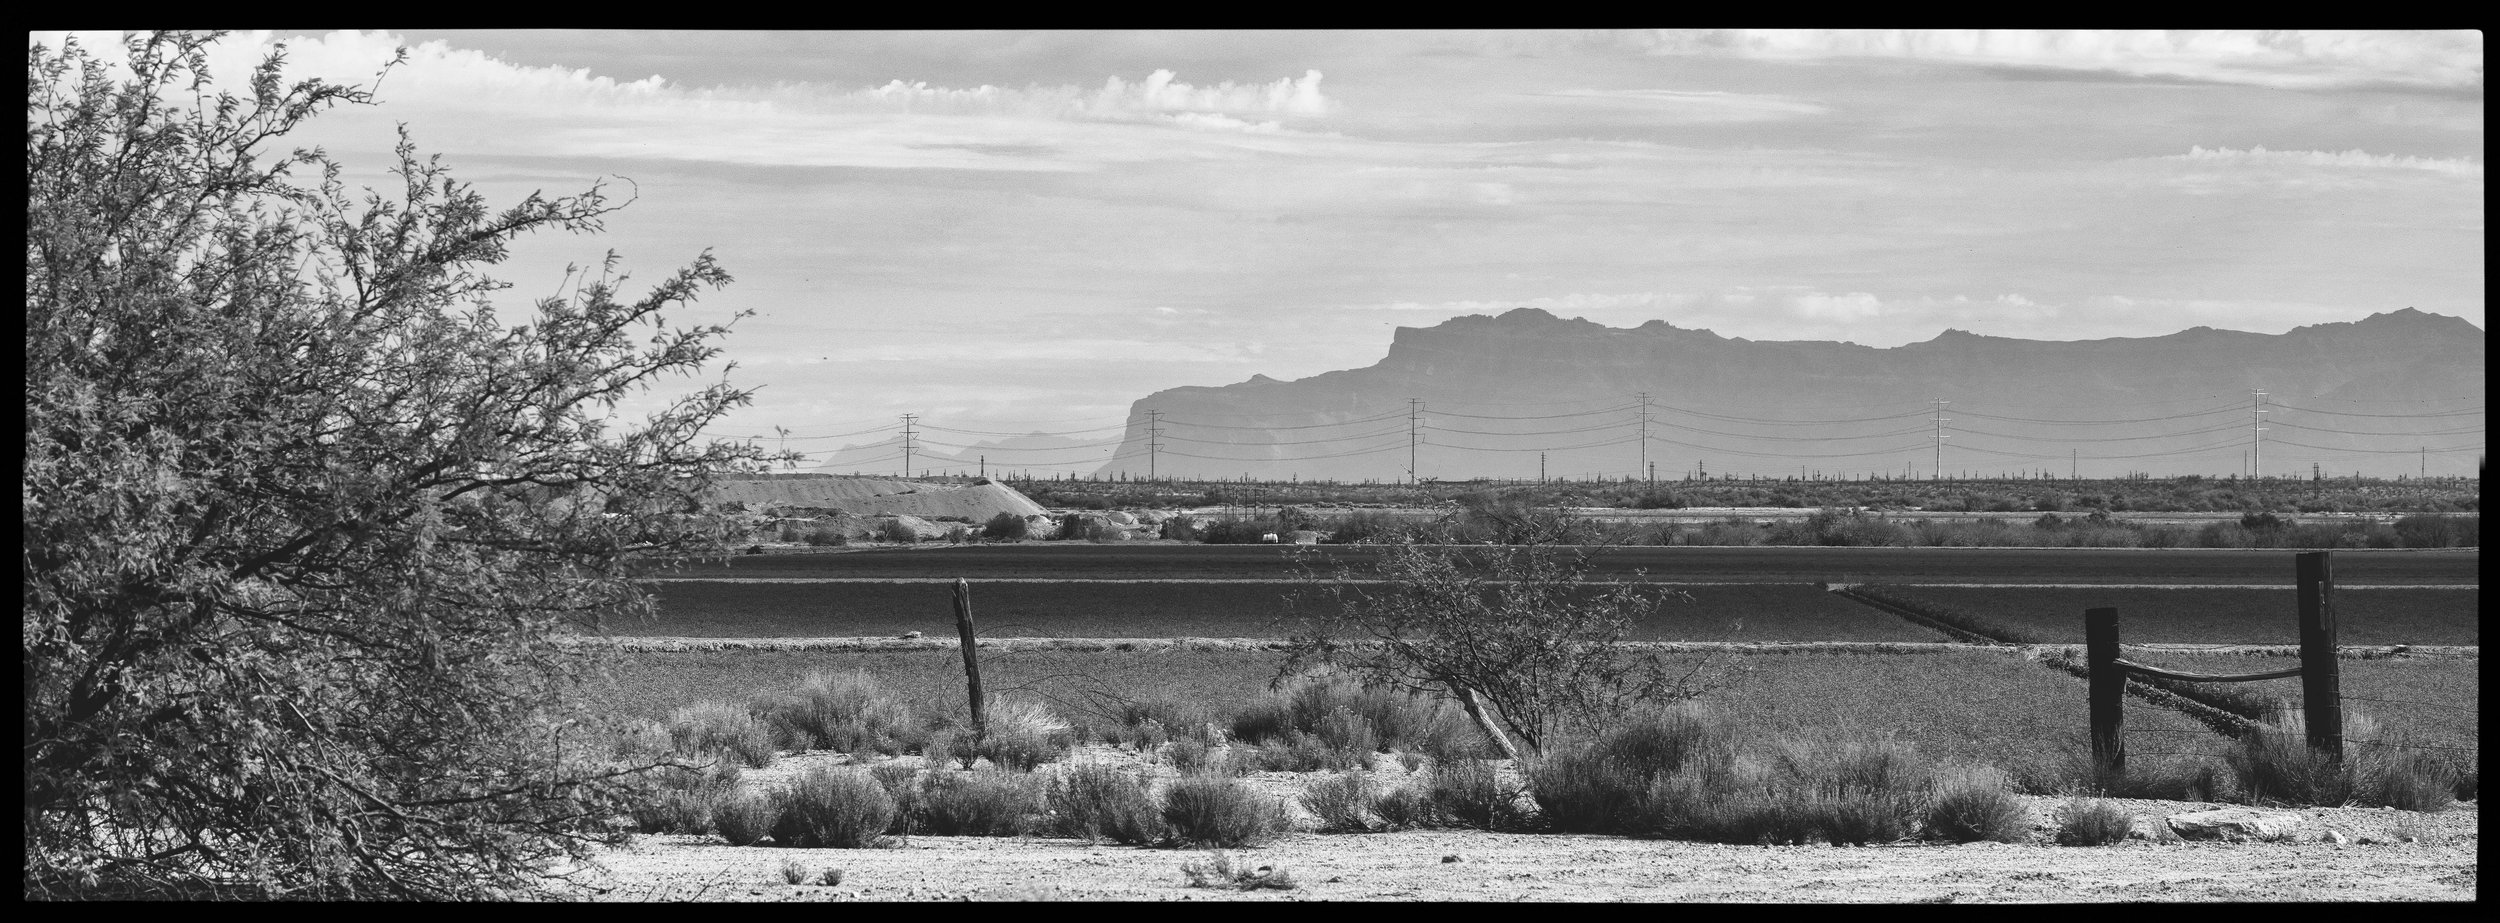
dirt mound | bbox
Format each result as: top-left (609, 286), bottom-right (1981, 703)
top-left (707, 476), bottom-right (1046, 523)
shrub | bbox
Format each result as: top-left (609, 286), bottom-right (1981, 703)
top-left (768, 670), bottom-right (920, 756)
top-left (1528, 706), bottom-right (1733, 834)
top-left (1244, 732), bottom-right (1340, 773)
top-left (922, 729), bottom-right (978, 771)
top-left (1161, 776), bottom-right (1289, 847)
top-left (1427, 759), bottom-right (1526, 831)
top-left (1048, 764), bottom-right (1166, 845)
top-left (780, 858), bottom-right (809, 885)
top-left (817, 867), bottom-right (845, 887)
top-left (916, 769), bottom-right (1044, 836)
top-left (1326, 511), bottom-right (1407, 544)
top-left (773, 768), bottom-right (896, 848)
top-left (1198, 516), bottom-right (1280, 544)
top-left (2228, 709), bottom-right (2456, 811)
top-left (1158, 516), bottom-right (1203, 542)
top-left (1923, 780), bottom-right (2032, 843)
top-left (1179, 851), bottom-right (1297, 891)
top-left (876, 518), bottom-right (921, 543)
top-left (1283, 542), bottom-right (1706, 756)
top-left (1770, 733), bottom-right (1936, 846)
top-left (981, 512), bottom-right (1030, 541)
top-left (2054, 797), bottom-right (2132, 846)
top-left (1166, 737), bottom-right (1217, 774)
top-left (1300, 772), bottom-right (1376, 833)
top-left (712, 787), bottom-right (777, 846)
top-left (667, 701), bottom-right (780, 767)
top-left (975, 697), bottom-right (1073, 771)
top-left (631, 786), bottom-right (717, 836)
top-left (1370, 783), bottom-right (1434, 830)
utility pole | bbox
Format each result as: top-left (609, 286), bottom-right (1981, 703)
top-left (900, 413), bottom-right (918, 478)
top-left (1406, 398), bottom-right (1424, 485)
top-left (2072, 449), bottom-right (2078, 482)
top-left (979, 455), bottom-right (986, 479)
top-left (1539, 452), bottom-right (1546, 485)
top-left (1930, 398), bottom-right (1950, 480)
top-left (1636, 391), bottom-right (1651, 487)
top-left (2250, 389), bottom-right (2267, 480)
top-left (1146, 410), bottom-right (1162, 482)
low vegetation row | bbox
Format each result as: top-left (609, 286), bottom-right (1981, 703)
top-left (796, 505), bottom-right (2480, 550)
top-left (606, 665), bottom-right (2469, 857)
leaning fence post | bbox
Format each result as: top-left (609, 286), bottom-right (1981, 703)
top-left (2296, 551), bottom-right (2341, 763)
top-left (954, 579), bottom-right (986, 744)
top-left (2085, 606), bottom-right (2124, 775)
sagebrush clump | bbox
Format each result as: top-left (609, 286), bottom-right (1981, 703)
top-left (1161, 776), bottom-right (1289, 847)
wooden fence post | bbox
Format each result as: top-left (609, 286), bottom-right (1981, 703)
top-left (954, 579), bottom-right (985, 743)
top-left (2296, 551), bottom-right (2341, 763)
top-left (2085, 606), bottom-right (2123, 775)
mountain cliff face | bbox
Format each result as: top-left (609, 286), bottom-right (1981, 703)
top-left (1092, 308), bottom-right (2484, 481)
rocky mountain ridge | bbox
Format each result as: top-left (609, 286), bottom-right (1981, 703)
top-left (1091, 308), bottom-right (2483, 482)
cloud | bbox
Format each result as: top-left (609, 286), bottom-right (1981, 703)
top-left (1629, 29), bottom-right (2483, 90)
top-left (2164, 145), bottom-right (2482, 177)
top-left (1529, 88), bottom-right (1829, 122)
top-left (1090, 68), bottom-right (1331, 119)
top-left (1350, 292), bottom-right (1664, 314)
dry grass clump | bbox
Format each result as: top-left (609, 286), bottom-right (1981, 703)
top-left (915, 768), bottom-right (1045, 836)
top-left (1368, 782), bottom-right (1434, 831)
top-left (766, 670), bottom-right (922, 756)
top-left (971, 696), bottom-right (1075, 772)
top-left (1527, 706), bottom-right (1732, 834)
top-left (666, 700), bottom-right (779, 768)
top-left (2230, 709), bottom-right (2458, 811)
top-left (626, 757), bottom-right (742, 835)
top-left (711, 786), bottom-right (777, 846)
top-left (1048, 764), bottom-right (1166, 845)
top-left (1179, 851), bottom-right (1297, 891)
top-left (1161, 776), bottom-right (1290, 847)
top-left (1298, 771), bottom-right (1377, 833)
top-left (1922, 768), bottom-right (2032, 843)
top-left (1529, 705), bottom-right (1942, 845)
top-left (1425, 758), bottom-right (1531, 831)
top-left (771, 767), bottom-right (895, 848)
top-left (2053, 797), bottom-right (2132, 846)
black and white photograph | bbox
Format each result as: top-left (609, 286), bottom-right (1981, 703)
top-left (25, 29), bottom-right (2478, 901)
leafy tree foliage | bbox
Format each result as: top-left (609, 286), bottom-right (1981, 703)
top-left (1282, 541), bottom-right (1708, 757)
top-left (25, 33), bottom-right (771, 898)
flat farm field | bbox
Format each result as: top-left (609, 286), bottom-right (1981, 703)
top-left (632, 581), bottom-right (1948, 642)
top-left (2119, 650), bottom-right (2480, 771)
top-left (1861, 586), bottom-right (2479, 646)
top-left (638, 544), bottom-right (2480, 585)
top-left (594, 646), bottom-right (2216, 784)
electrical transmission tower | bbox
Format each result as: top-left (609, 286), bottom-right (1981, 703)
top-left (1930, 399), bottom-right (1950, 480)
top-left (900, 413), bottom-right (918, 478)
top-left (2249, 389), bottom-right (2267, 479)
top-left (1146, 409), bottom-right (1163, 481)
top-left (1406, 398), bottom-right (1424, 485)
top-left (1636, 391), bottom-right (1652, 486)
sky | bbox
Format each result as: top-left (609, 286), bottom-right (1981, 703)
top-left (31, 30), bottom-right (2486, 475)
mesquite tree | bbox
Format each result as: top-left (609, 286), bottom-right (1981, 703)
top-left (25, 33), bottom-right (772, 898)
top-left (1283, 541), bottom-right (1709, 758)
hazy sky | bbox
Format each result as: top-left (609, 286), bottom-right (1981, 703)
top-left (35, 30), bottom-right (2485, 471)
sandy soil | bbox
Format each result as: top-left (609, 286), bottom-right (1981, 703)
top-left (567, 747), bottom-right (2477, 902)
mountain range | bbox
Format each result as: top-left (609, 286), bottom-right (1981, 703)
top-left (1086, 308), bottom-right (2484, 482)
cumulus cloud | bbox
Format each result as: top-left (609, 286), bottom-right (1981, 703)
top-left (1629, 29), bottom-right (2482, 90)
